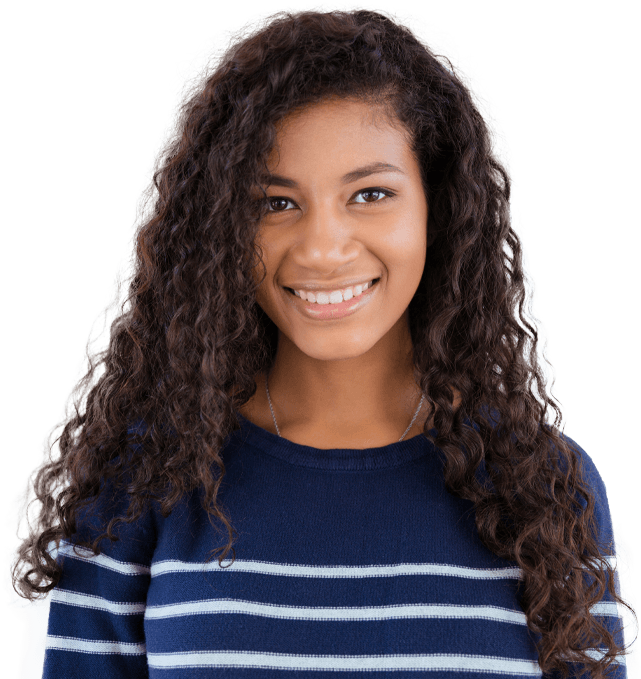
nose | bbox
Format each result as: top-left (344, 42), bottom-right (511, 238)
top-left (292, 202), bottom-right (360, 269)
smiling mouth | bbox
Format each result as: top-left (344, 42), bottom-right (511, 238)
top-left (283, 278), bottom-right (381, 301)
top-left (281, 277), bottom-right (381, 321)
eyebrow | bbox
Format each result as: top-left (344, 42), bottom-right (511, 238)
top-left (260, 162), bottom-right (405, 189)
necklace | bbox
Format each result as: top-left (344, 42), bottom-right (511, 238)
top-left (265, 372), bottom-right (426, 442)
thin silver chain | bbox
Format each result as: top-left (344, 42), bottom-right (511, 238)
top-left (265, 371), bottom-right (425, 442)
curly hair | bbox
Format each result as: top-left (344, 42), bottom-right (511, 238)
top-left (13, 9), bottom-right (634, 677)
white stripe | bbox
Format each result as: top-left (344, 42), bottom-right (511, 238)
top-left (146, 599), bottom-right (528, 624)
top-left (146, 598), bottom-right (620, 623)
top-left (46, 635), bottom-right (146, 655)
top-left (151, 559), bottom-right (523, 580)
top-left (590, 601), bottom-right (622, 617)
top-left (147, 651), bottom-right (543, 674)
top-left (51, 588), bottom-right (146, 615)
top-left (580, 648), bottom-right (626, 667)
top-left (58, 541), bottom-right (151, 576)
top-left (151, 555), bottom-right (619, 581)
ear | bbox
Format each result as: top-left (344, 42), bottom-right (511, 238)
top-left (426, 226), bottom-right (437, 247)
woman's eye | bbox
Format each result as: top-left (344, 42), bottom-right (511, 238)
top-left (356, 189), bottom-right (394, 204)
top-left (267, 188), bottom-right (396, 212)
top-left (267, 196), bottom-right (292, 212)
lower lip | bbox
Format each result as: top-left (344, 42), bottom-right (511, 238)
top-left (283, 279), bottom-right (380, 321)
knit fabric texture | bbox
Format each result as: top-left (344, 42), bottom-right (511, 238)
top-left (43, 412), bottom-right (627, 678)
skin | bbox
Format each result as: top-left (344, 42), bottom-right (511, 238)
top-left (239, 97), bottom-right (440, 449)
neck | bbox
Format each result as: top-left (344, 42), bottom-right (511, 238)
top-left (264, 316), bottom-right (424, 437)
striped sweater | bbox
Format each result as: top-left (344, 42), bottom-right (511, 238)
top-left (43, 412), bottom-right (627, 678)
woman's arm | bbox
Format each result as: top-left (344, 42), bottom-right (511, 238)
top-left (42, 479), bottom-right (156, 678)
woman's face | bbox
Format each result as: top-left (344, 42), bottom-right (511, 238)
top-left (253, 97), bottom-right (429, 363)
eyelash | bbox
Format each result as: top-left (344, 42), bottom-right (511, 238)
top-left (265, 187), bottom-right (396, 213)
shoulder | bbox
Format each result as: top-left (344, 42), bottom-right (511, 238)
top-left (558, 431), bottom-right (616, 553)
top-left (61, 418), bottom-right (161, 562)
top-left (557, 431), bottom-right (609, 501)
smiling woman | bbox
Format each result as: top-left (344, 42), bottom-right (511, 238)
top-left (12, 8), bottom-right (633, 679)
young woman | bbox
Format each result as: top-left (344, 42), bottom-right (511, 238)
top-left (13, 9), bottom-right (633, 678)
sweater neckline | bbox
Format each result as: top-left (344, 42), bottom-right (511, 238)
top-left (233, 410), bottom-right (439, 471)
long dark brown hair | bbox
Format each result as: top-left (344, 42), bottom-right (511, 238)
top-left (13, 9), bottom-right (634, 677)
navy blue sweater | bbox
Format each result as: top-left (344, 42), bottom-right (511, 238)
top-left (43, 412), bottom-right (627, 678)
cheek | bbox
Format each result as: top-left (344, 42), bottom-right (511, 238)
top-left (254, 271), bottom-right (275, 310)
top-left (383, 222), bottom-right (427, 279)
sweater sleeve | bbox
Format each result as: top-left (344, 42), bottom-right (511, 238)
top-left (543, 434), bottom-right (628, 678)
top-left (42, 480), bottom-right (156, 679)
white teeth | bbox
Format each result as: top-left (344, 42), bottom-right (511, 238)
top-left (294, 280), bottom-right (374, 304)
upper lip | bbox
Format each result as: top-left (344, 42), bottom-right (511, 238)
top-left (283, 277), bottom-right (379, 292)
